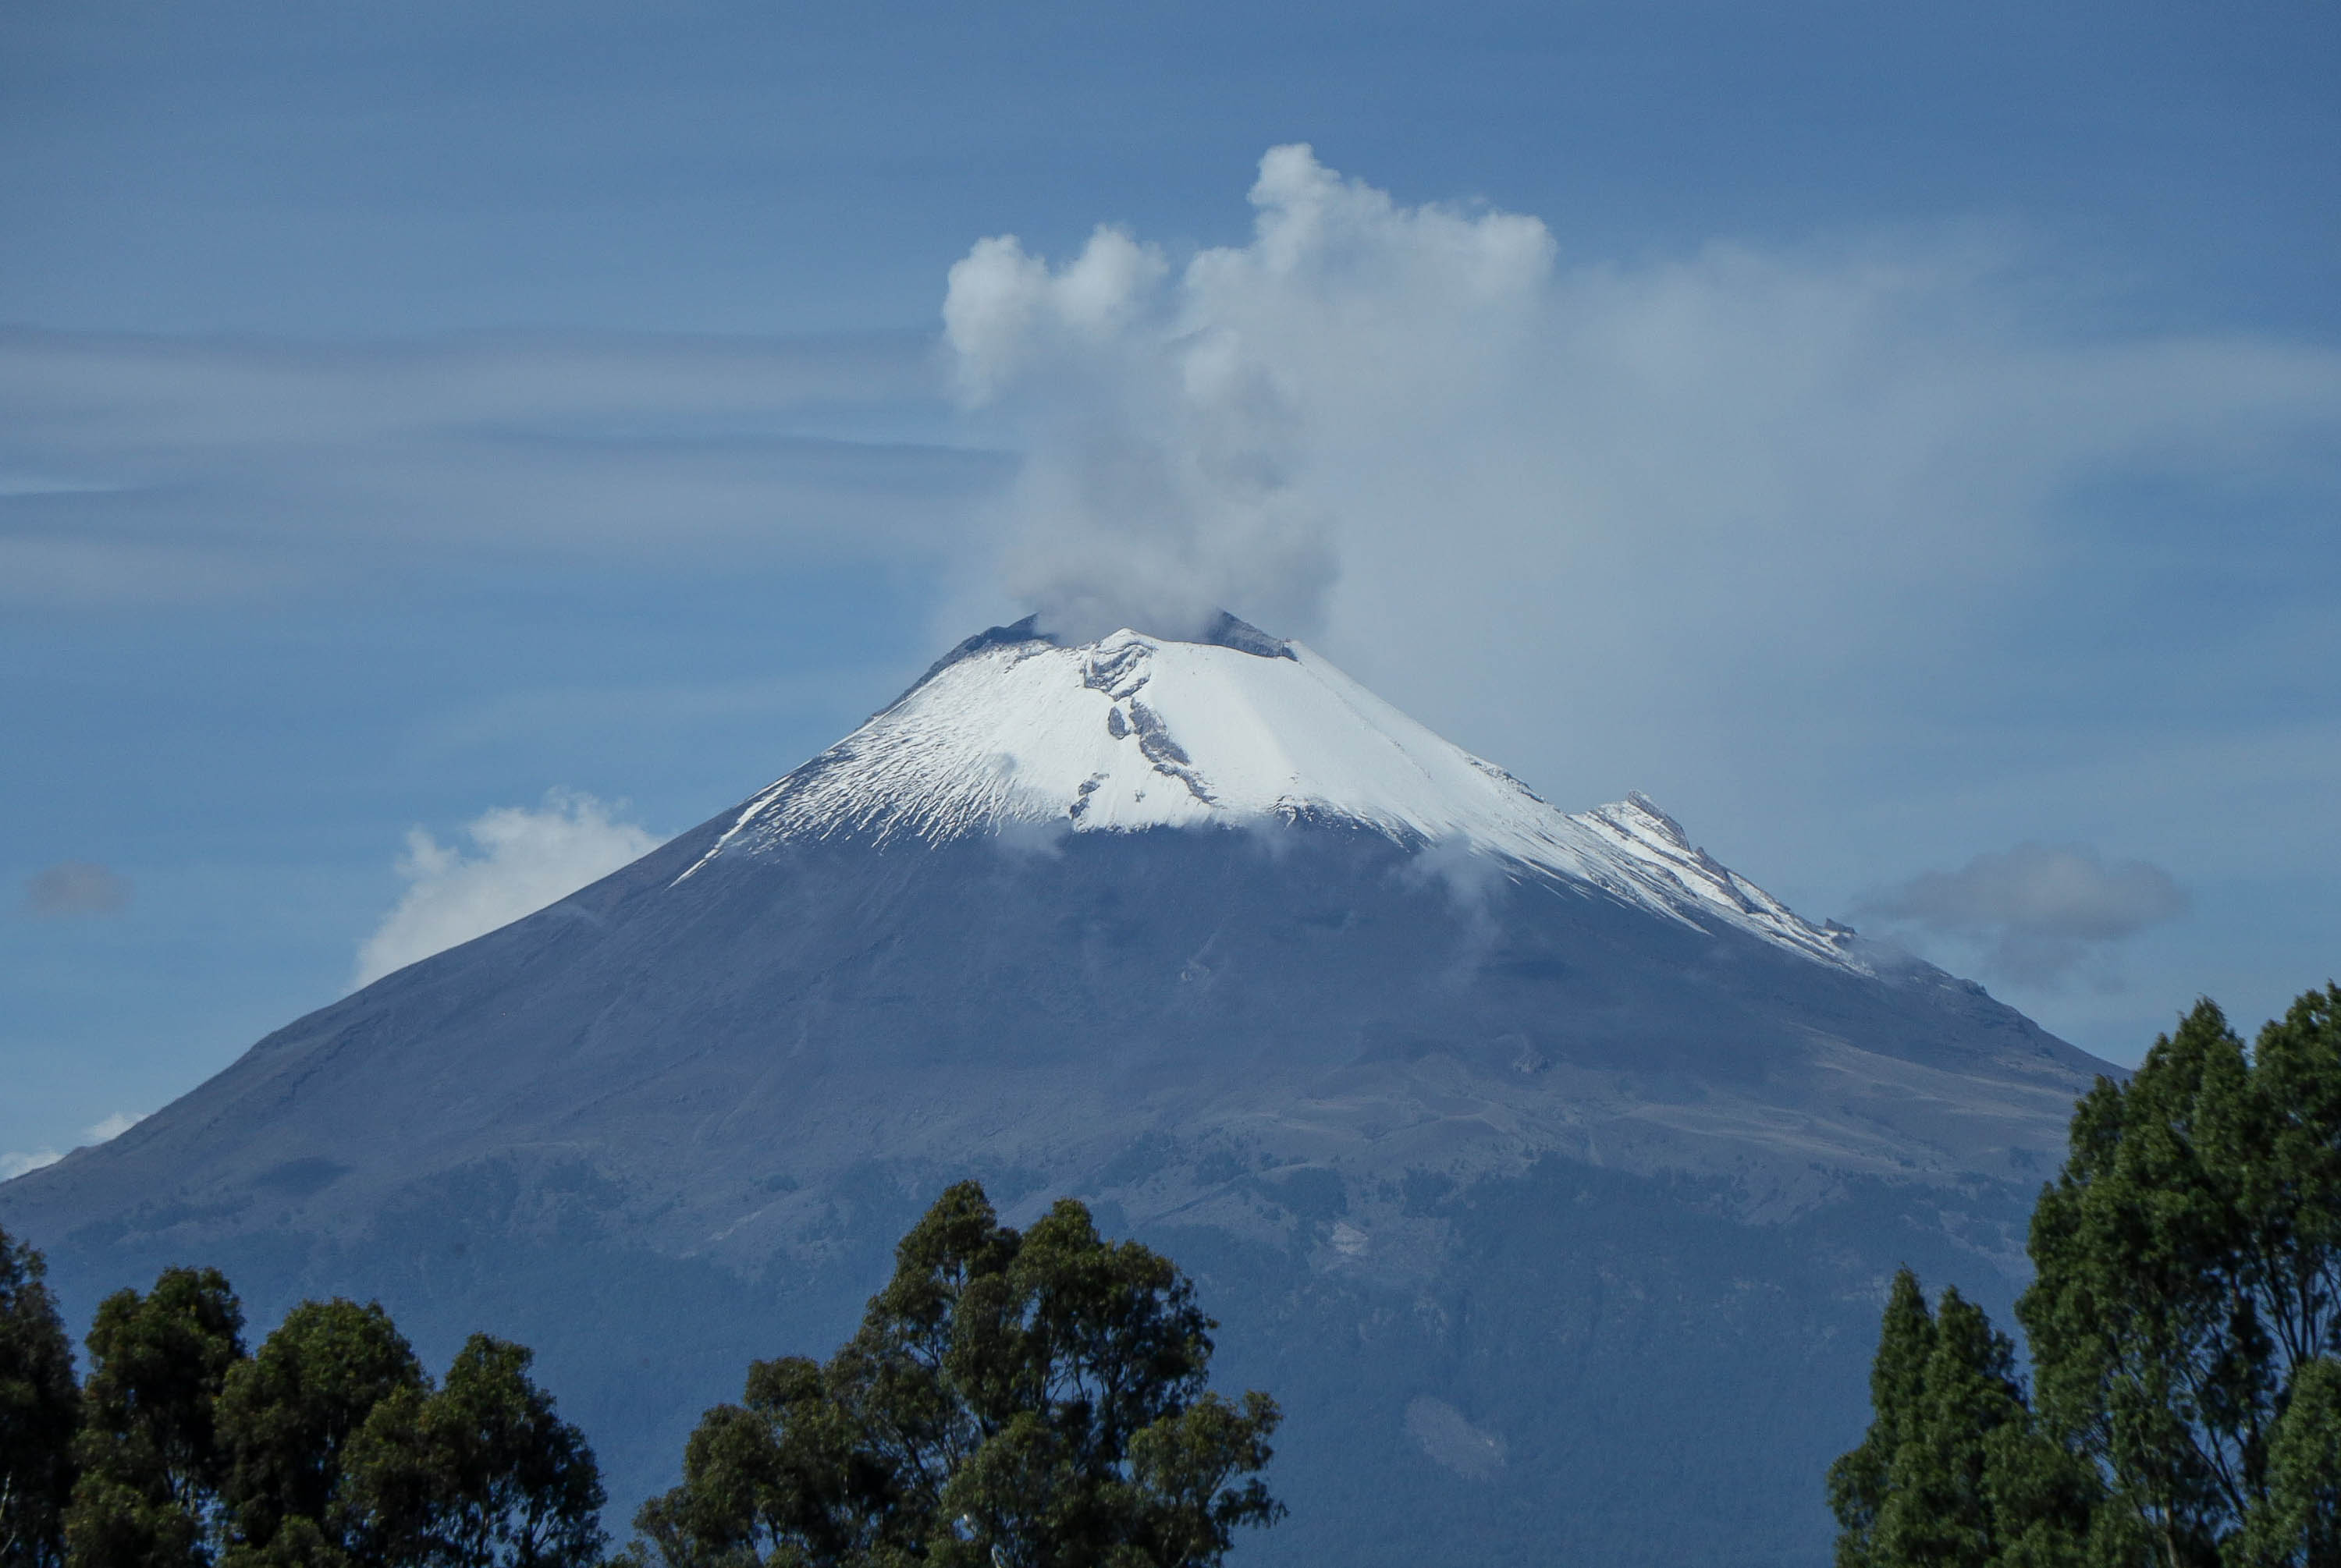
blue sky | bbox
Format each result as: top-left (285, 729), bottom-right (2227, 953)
top-left (5, 0), bottom-right (2339, 1168)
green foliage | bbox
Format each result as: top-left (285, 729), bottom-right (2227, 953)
top-left (2020, 990), bottom-right (2341, 1565)
top-left (0, 1226), bottom-right (606, 1568)
top-left (2233, 1355), bottom-right (2341, 1568)
top-left (64, 1266), bottom-right (246, 1568)
top-left (1831, 1270), bottom-right (1936, 1566)
top-left (2, 1226), bottom-right (81, 1568)
top-left (1828, 1270), bottom-right (2100, 1568)
top-left (1833, 984), bottom-right (2341, 1568)
top-left (339, 1335), bottom-right (606, 1568)
top-left (631, 1181), bottom-right (1283, 1568)
top-left (214, 1297), bottom-right (428, 1565)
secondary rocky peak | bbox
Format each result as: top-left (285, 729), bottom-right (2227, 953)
top-left (1617, 789), bottom-right (1691, 846)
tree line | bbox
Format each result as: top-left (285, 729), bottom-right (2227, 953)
top-left (0, 1250), bottom-right (605, 1568)
top-left (1831, 984), bottom-right (2341, 1568)
top-left (1, 1183), bottom-right (1281, 1568)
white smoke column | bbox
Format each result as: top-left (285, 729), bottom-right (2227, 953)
top-left (940, 146), bottom-right (2341, 838)
top-left (353, 790), bottom-right (662, 988)
top-left (943, 145), bottom-right (1553, 643)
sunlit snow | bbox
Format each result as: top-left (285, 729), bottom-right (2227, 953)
top-left (678, 623), bottom-right (1855, 967)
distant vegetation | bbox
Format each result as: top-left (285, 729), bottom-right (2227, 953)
top-left (1830, 984), bottom-right (2341, 1568)
top-left (2, 1184), bottom-right (1277, 1568)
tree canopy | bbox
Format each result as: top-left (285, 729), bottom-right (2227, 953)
top-left (66, 1265), bottom-right (245, 1568)
top-left (2, 1229), bottom-right (80, 1568)
top-left (1827, 1269), bottom-right (2104, 1568)
top-left (340, 1334), bottom-right (608, 1568)
top-left (1831, 984), bottom-right (2341, 1568)
top-left (0, 1231), bottom-right (603, 1568)
top-left (631, 1181), bottom-right (1282, 1568)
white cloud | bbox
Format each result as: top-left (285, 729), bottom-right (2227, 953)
top-left (1, 1148), bottom-right (62, 1181)
top-left (0, 1111), bottom-right (147, 1182)
top-left (1859, 843), bottom-right (2190, 988)
top-left (353, 790), bottom-right (664, 988)
top-left (83, 1110), bottom-right (144, 1143)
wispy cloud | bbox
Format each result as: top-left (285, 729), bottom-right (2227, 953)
top-left (23, 860), bottom-right (133, 917)
top-left (0, 329), bottom-right (1004, 608)
top-left (353, 790), bottom-right (663, 988)
top-left (1859, 843), bottom-right (2190, 988)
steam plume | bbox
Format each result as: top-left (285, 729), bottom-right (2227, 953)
top-left (943, 144), bottom-right (1551, 642)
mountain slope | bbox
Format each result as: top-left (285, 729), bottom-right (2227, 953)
top-left (1, 617), bottom-right (2109, 1568)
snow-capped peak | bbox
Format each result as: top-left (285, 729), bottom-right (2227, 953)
top-left (677, 616), bottom-right (1857, 967)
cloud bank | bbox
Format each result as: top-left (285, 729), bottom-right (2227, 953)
top-left (353, 791), bottom-right (663, 988)
top-left (1860, 843), bottom-right (2190, 988)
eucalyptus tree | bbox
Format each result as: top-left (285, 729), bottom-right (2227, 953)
top-left (1, 1226), bottom-right (80, 1568)
top-left (633, 1182), bottom-right (1283, 1568)
top-left (63, 1267), bottom-right (245, 1568)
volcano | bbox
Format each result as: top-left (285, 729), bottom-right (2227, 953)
top-left (2, 615), bottom-right (2108, 1567)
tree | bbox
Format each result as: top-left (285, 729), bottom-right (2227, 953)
top-left (1829, 1270), bottom-right (1936, 1568)
top-left (1, 1239), bottom-right (603, 1568)
top-left (2019, 991), bottom-right (2341, 1567)
top-left (1831, 984), bottom-right (2341, 1568)
top-left (63, 1266), bottom-right (247, 1568)
top-left (214, 1299), bottom-right (427, 1567)
top-left (1828, 1270), bottom-right (2098, 1568)
top-left (632, 1182), bottom-right (1283, 1568)
top-left (339, 1335), bottom-right (605, 1568)
top-left (1, 1226), bottom-right (80, 1568)
top-left (2235, 1354), bottom-right (2341, 1568)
